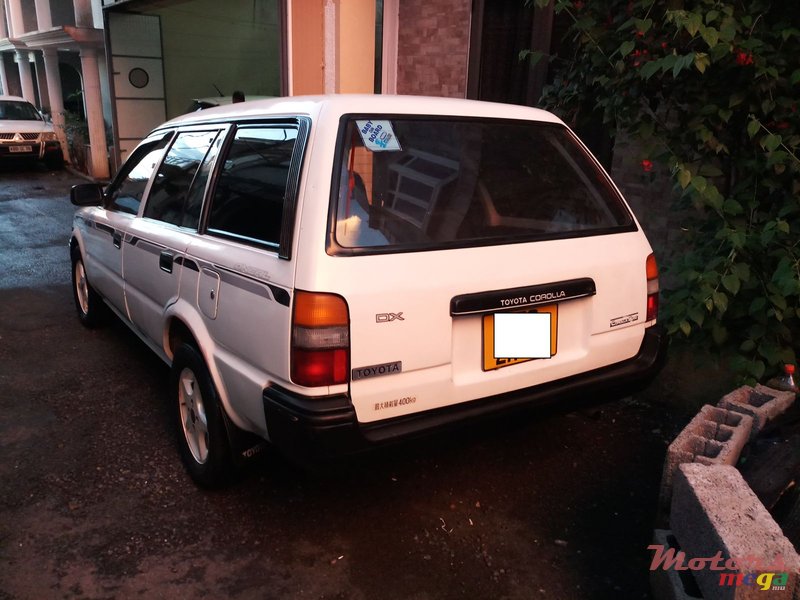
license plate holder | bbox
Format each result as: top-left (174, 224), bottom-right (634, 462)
top-left (482, 305), bottom-right (558, 371)
top-left (9, 145), bottom-right (33, 153)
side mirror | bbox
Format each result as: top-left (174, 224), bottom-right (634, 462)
top-left (71, 183), bottom-right (104, 206)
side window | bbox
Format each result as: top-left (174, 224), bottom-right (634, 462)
top-left (207, 125), bottom-right (298, 247)
top-left (143, 130), bottom-right (220, 228)
top-left (107, 133), bottom-right (172, 215)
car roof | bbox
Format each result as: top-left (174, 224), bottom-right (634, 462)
top-left (162, 94), bottom-right (564, 129)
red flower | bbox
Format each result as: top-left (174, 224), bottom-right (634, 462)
top-left (661, 42), bottom-right (668, 49)
top-left (573, 0), bottom-right (584, 9)
top-left (735, 51), bottom-right (753, 66)
top-left (641, 160), bottom-right (654, 172)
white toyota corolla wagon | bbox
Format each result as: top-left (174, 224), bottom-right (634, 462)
top-left (69, 95), bottom-right (666, 486)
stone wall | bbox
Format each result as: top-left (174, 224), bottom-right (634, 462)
top-left (396, 0), bottom-right (471, 98)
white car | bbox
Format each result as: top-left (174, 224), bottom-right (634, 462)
top-left (0, 95), bottom-right (63, 168)
top-left (69, 95), bottom-right (666, 486)
top-left (185, 94), bottom-right (271, 113)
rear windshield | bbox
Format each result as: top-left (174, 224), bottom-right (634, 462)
top-left (330, 117), bottom-right (635, 254)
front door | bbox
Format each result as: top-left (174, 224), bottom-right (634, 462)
top-left (85, 131), bottom-right (173, 316)
top-left (124, 128), bottom-right (225, 345)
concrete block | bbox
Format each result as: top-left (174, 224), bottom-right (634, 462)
top-left (650, 529), bottom-right (704, 600)
top-left (671, 463), bottom-right (800, 600)
top-left (658, 405), bottom-right (753, 522)
top-left (718, 385), bottom-right (796, 439)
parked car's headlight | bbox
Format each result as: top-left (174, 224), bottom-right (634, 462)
top-left (40, 132), bottom-right (57, 141)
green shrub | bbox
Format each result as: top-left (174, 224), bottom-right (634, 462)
top-left (529, 0), bottom-right (800, 382)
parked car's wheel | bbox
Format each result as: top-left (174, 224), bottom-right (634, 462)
top-left (171, 343), bottom-right (234, 487)
top-left (44, 151), bottom-right (63, 170)
top-left (71, 249), bottom-right (106, 328)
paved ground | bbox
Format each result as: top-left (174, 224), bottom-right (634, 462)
top-left (0, 163), bottom-right (694, 599)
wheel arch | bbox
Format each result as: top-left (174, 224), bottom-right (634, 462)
top-left (166, 316), bottom-right (199, 362)
top-left (163, 303), bottom-right (251, 433)
top-left (69, 232), bottom-right (85, 260)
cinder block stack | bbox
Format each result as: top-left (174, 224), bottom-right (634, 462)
top-left (652, 385), bottom-right (799, 599)
top-left (658, 405), bottom-right (753, 522)
top-left (670, 464), bottom-right (799, 599)
top-left (718, 385), bottom-right (796, 441)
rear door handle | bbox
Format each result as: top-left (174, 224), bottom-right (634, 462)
top-left (112, 231), bottom-right (122, 249)
top-left (159, 251), bottom-right (174, 273)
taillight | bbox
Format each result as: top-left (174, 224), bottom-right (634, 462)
top-left (646, 253), bottom-right (659, 322)
top-left (291, 291), bottom-right (350, 387)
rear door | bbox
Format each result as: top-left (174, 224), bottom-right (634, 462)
top-left (182, 120), bottom-right (308, 434)
top-left (323, 116), bottom-right (654, 424)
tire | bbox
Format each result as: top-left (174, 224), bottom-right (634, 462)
top-left (44, 152), bottom-right (64, 170)
top-left (71, 249), bottom-right (106, 328)
top-left (171, 343), bottom-right (235, 487)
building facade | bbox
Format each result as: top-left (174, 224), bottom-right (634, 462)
top-left (0, 0), bottom-right (557, 180)
top-left (0, 0), bottom-right (111, 177)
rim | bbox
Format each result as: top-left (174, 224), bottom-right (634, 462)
top-left (74, 260), bottom-right (89, 315)
top-left (178, 367), bottom-right (209, 464)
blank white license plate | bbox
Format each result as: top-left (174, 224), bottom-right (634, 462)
top-left (482, 305), bottom-right (558, 371)
top-left (9, 146), bottom-right (33, 153)
top-left (494, 312), bottom-right (552, 359)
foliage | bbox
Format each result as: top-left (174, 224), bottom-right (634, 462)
top-left (529, 0), bottom-right (800, 382)
top-left (63, 110), bottom-right (89, 173)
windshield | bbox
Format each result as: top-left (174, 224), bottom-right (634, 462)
top-left (0, 100), bottom-right (42, 121)
top-left (331, 117), bottom-right (635, 254)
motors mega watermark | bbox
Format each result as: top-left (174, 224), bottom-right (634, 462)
top-left (648, 544), bottom-right (793, 591)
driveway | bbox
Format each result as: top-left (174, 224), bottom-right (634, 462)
top-left (0, 164), bottom-right (685, 599)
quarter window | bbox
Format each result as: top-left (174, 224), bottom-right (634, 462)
top-left (207, 125), bottom-right (298, 247)
top-left (144, 130), bottom-right (220, 228)
top-left (107, 132), bottom-right (172, 215)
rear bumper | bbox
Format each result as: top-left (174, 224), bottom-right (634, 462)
top-left (263, 325), bottom-right (668, 460)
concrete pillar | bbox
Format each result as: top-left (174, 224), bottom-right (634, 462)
top-left (15, 50), bottom-right (35, 102)
top-left (34, 0), bottom-right (52, 31)
top-left (41, 48), bottom-right (69, 162)
top-left (73, 0), bottom-right (93, 28)
top-left (323, 0), bottom-right (336, 93)
top-left (6, 0), bottom-right (25, 36)
top-left (79, 47), bottom-right (109, 179)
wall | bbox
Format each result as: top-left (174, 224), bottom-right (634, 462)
top-left (2, 53), bottom-right (20, 95)
top-left (289, 0), bottom-right (375, 95)
top-left (49, 0), bottom-right (75, 27)
top-left (154, 0), bottom-right (282, 118)
top-left (336, 0), bottom-right (374, 93)
top-left (21, 0), bottom-right (36, 32)
top-left (290, 0), bottom-right (324, 95)
top-left (396, 0), bottom-right (471, 97)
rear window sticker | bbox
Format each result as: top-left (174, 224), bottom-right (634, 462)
top-left (356, 120), bottom-right (402, 152)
